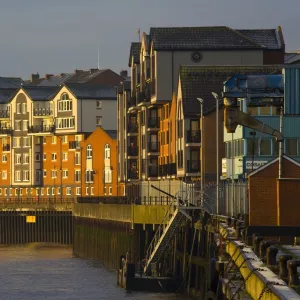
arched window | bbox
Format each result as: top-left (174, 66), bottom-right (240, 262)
top-left (61, 93), bottom-right (69, 100)
top-left (104, 144), bottom-right (110, 159)
top-left (87, 145), bottom-right (92, 159)
top-left (58, 93), bottom-right (72, 111)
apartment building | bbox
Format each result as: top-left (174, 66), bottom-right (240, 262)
top-left (119, 26), bottom-right (285, 198)
top-left (0, 83), bottom-right (117, 198)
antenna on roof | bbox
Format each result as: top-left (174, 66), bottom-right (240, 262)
top-left (98, 45), bottom-right (100, 70)
top-left (136, 28), bottom-right (140, 42)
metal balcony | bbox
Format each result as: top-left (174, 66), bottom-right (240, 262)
top-left (148, 166), bottom-right (158, 177)
top-left (2, 144), bottom-right (10, 152)
top-left (187, 160), bottom-right (200, 173)
top-left (28, 125), bottom-right (55, 134)
top-left (127, 122), bottom-right (138, 134)
top-left (33, 108), bottom-right (53, 116)
top-left (0, 110), bottom-right (10, 118)
top-left (187, 130), bottom-right (201, 143)
top-left (148, 117), bottom-right (160, 129)
top-left (148, 142), bottom-right (160, 153)
top-left (128, 96), bottom-right (136, 108)
top-left (128, 146), bottom-right (139, 156)
top-left (127, 170), bottom-right (139, 180)
top-left (137, 91), bottom-right (146, 104)
top-left (69, 141), bottom-right (81, 150)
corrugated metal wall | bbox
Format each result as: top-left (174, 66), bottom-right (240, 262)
top-left (284, 67), bottom-right (300, 114)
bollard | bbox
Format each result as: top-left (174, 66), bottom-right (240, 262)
top-left (279, 254), bottom-right (293, 281)
top-left (266, 246), bottom-right (278, 266)
top-left (288, 260), bottom-right (300, 287)
top-left (259, 240), bottom-right (278, 261)
top-left (254, 236), bottom-right (263, 256)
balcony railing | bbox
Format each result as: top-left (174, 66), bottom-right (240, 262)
top-left (151, 79), bottom-right (156, 96)
top-left (159, 163), bottom-right (177, 177)
top-left (145, 82), bottom-right (151, 101)
top-left (69, 141), bottom-right (80, 150)
top-left (2, 144), bottom-right (10, 152)
top-left (137, 91), bottom-right (145, 104)
top-left (28, 125), bottom-right (55, 134)
top-left (148, 142), bottom-right (159, 152)
top-left (128, 146), bottom-right (138, 156)
top-left (0, 110), bottom-right (10, 118)
top-left (128, 96), bottom-right (136, 108)
top-left (33, 108), bottom-right (53, 116)
top-left (148, 117), bottom-right (160, 128)
top-left (148, 166), bottom-right (158, 177)
top-left (127, 122), bottom-right (138, 133)
top-left (187, 160), bottom-right (200, 173)
top-left (127, 170), bottom-right (139, 180)
top-left (187, 130), bottom-right (201, 143)
top-left (0, 127), bottom-right (12, 135)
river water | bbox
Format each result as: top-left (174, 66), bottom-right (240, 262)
top-left (0, 245), bottom-right (189, 300)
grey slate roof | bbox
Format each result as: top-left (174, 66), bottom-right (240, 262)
top-left (128, 42), bottom-right (141, 67)
top-left (285, 53), bottom-right (300, 64)
top-left (66, 83), bottom-right (116, 100)
top-left (236, 29), bottom-right (282, 49)
top-left (179, 65), bottom-right (282, 117)
top-left (105, 130), bottom-right (117, 139)
top-left (149, 26), bottom-right (284, 50)
top-left (38, 74), bottom-right (73, 86)
top-left (22, 86), bottom-right (59, 101)
top-left (0, 77), bottom-right (23, 88)
top-left (0, 89), bottom-right (17, 103)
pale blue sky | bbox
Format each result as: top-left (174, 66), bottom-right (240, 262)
top-left (0, 0), bottom-right (299, 79)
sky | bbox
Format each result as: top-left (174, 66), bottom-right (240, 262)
top-left (0, 0), bottom-right (299, 79)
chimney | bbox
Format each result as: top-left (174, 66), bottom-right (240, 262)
top-left (90, 68), bottom-right (98, 74)
top-left (120, 70), bottom-right (128, 78)
top-left (60, 73), bottom-right (66, 78)
top-left (31, 73), bottom-right (40, 83)
top-left (45, 74), bottom-right (54, 80)
top-left (75, 69), bottom-right (84, 74)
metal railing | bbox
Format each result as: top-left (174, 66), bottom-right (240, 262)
top-left (0, 197), bottom-right (75, 205)
top-left (33, 108), bottom-right (53, 116)
top-left (128, 96), bottom-right (136, 108)
top-left (28, 125), bottom-right (55, 133)
top-left (0, 110), bottom-right (10, 118)
top-left (127, 122), bottom-right (138, 133)
top-left (187, 130), bottom-right (201, 143)
top-left (2, 144), bottom-right (10, 151)
top-left (187, 160), bottom-right (200, 173)
top-left (0, 127), bottom-right (12, 135)
top-left (137, 91), bottom-right (145, 104)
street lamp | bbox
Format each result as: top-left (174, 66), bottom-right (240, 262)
top-left (197, 98), bottom-right (204, 206)
top-left (211, 92), bottom-right (219, 215)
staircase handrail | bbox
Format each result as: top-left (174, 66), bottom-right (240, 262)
top-left (144, 199), bottom-right (177, 266)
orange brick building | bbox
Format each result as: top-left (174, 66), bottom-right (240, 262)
top-left (248, 155), bottom-right (300, 226)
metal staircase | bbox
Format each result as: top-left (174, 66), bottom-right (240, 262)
top-left (143, 206), bottom-right (191, 274)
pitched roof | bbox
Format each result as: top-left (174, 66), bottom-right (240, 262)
top-left (22, 86), bottom-right (59, 101)
top-left (65, 83), bottom-right (116, 100)
top-left (247, 155), bottom-right (300, 177)
top-left (128, 42), bottom-right (141, 67)
top-left (105, 130), bottom-right (117, 139)
top-left (38, 74), bottom-right (73, 86)
top-left (285, 52), bottom-right (300, 64)
top-left (179, 65), bottom-right (282, 117)
top-left (0, 88), bottom-right (17, 103)
top-left (149, 26), bottom-right (284, 51)
top-left (0, 77), bottom-right (23, 88)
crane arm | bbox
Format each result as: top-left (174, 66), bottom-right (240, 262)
top-left (224, 107), bottom-right (283, 142)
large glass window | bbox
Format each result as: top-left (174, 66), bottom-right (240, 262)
top-left (87, 145), bottom-right (92, 159)
top-left (247, 139), bottom-right (259, 156)
top-left (260, 139), bottom-right (271, 155)
top-left (286, 139), bottom-right (297, 156)
top-left (247, 107), bottom-right (258, 116)
top-left (104, 144), bottom-right (110, 159)
top-left (58, 93), bottom-right (72, 111)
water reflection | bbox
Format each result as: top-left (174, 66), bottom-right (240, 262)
top-left (0, 245), bottom-right (190, 300)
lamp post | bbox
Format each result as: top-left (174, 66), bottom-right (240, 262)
top-left (197, 98), bottom-right (204, 206)
top-left (212, 92), bottom-right (219, 215)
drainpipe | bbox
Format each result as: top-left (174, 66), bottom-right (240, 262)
top-left (279, 106), bottom-right (283, 178)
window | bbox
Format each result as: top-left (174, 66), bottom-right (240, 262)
top-left (35, 153), bottom-right (41, 161)
top-left (247, 139), bottom-right (259, 156)
top-left (22, 103), bottom-right (27, 114)
top-left (35, 136), bottom-right (41, 144)
top-left (4, 188), bottom-right (7, 196)
top-left (35, 170), bottom-right (41, 182)
top-left (57, 187), bottom-right (61, 195)
top-left (109, 187), bottom-right (112, 195)
top-left (272, 106), bottom-right (280, 116)
top-left (2, 154), bottom-right (7, 162)
top-left (16, 103), bottom-right (21, 114)
top-left (23, 137), bottom-right (30, 147)
top-left (104, 169), bottom-right (112, 183)
top-left (52, 136), bottom-right (56, 144)
top-left (104, 144), bottom-right (110, 159)
top-left (62, 136), bottom-right (68, 143)
top-left (85, 187), bottom-right (89, 195)
top-left (75, 135), bottom-right (82, 142)
top-left (260, 107), bottom-right (271, 116)
top-left (15, 170), bottom-right (21, 181)
top-left (286, 139), bottom-right (297, 156)
top-left (85, 170), bottom-right (94, 183)
top-left (52, 153), bottom-right (57, 161)
top-left (13, 137), bottom-right (21, 148)
top-left (76, 187), bottom-right (81, 195)
top-left (43, 170), bottom-right (47, 177)
top-left (51, 187), bottom-right (55, 195)
top-left (15, 154), bottom-right (22, 164)
top-left (62, 152), bottom-right (68, 161)
top-left (247, 107), bottom-right (258, 115)
top-left (75, 170), bottom-right (81, 182)
top-left (75, 152), bottom-right (80, 165)
top-left (56, 117), bottom-right (75, 129)
top-left (63, 170), bottom-right (68, 178)
top-left (23, 170), bottom-right (29, 181)
top-left (58, 94), bottom-right (72, 111)
top-left (51, 170), bottom-right (57, 178)
top-left (87, 145), bottom-right (92, 159)
top-left (43, 153), bottom-right (46, 160)
top-left (96, 116), bottom-right (102, 127)
top-left (96, 101), bottom-right (102, 109)
top-left (23, 120), bottom-right (28, 131)
top-left (15, 120), bottom-right (21, 130)
top-left (23, 153), bottom-right (29, 164)
top-left (41, 188), bottom-right (44, 196)
top-left (0, 189), bottom-right (2, 195)
top-left (260, 140), bottom-right (271, 156)
top-left (36, 188), bottom-right (39, 196)
top-left (43, 137), bottom-right (47, 144)
top-left (2, 171), bottom-right (7, 180)
top-left (47, 188), bottom-right (50, 195)
top-left (66, 187), bottom-right (72, 195)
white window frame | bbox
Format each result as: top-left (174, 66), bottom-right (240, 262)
top-left (75, 152), bottom-right (80, 165)
top-left (52, 136), bottom-right (57, 144)
top-left (56, 117), bottom-right (75, 129)
top-left (86, 187), bottom-right (89, 195)
top-left (75, 170), bottom-right (81, 182)
top-left (2, 154), bottom-right (7, 162)
top-left (15, 120), bottom-right (21, 131)
top-left (43, 153), bottom-right (46, 160)
top-left (62, 136), bottom-right (68, 143)
top-left (109, 186), bottom-right (112, 195)
top-left (66, 187), bottom-right (72, 195)
top-left (76, 187), bottom-right (81, 195)
top-left (15, 154), bottom-right (22, 165)
top-left (52, 153), bottom-right (57, 161)
top-left (22, 103), bottom-right (27, 114)
top-left (62, 152), bottom-right (68, 161)
top-left (35, 153), bottom-right (41, 162)
top-left (2, 171), bottom-right (7, 180)
top-left (15, 170), bottom-right (21, 182)
top-left (63, 170), bottom-right (68, 178)
top-left (51, 170), bottom-right (57, 178)
top-left (91, 187), bottom-right (94, 195)
top-left (96, 100), bottom-right (102, 109)
top-left (105, 144), bottom-right (111, 159)
top-left (43, 170), bottom-right (47, 177)
top-left (23, 153), bottom-right (29, 164)
top-left (23, 170), bottom-right (30, 181)
top-left (23, 120), bottom-right (28, 131)
top-left (23, 137), bottom-right (30, 147)
top-left (16, 103), bottom-right (21, 114)
top-left (87, 145), bottom-right (92, 159)
top-left (96, 116), bottom-right (102, 127)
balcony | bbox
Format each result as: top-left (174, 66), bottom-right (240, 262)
top-left (137, 91), bottom-right (145, 104)
top-left (28, 125), bottom-right (55, 134)
top-left (151, 79), bottom-right (156, 96)
top-left (159, 163), bottom-right (177, 177)
top-left (187, 160), bottom-right (200, 173)
top-left (148, 166), bottom-right (158, 177)
top-left (69, 141), bottom-right (80, 150)
top-left (148, 142), bottom-right (159, 153)
top-left (0, 127), bottom-right (12, 135)
top-left (127, 122), bottom-right (138, 134)
top-left (148, 117), bottom-right (160, 129)
top-left (127, 169), bottom-right (139, 180)
top-left (2, 144), bottom-right (10, 152)
top-left (128, 96), bottom-right (136, 109)
top-left (144, 82), bottom-right (151, 102)
top-left (187, 130), bottom-right (201, 144)
top-left (33, 108), bottom-right (53, 117)
top-left (128, 146), bottom-right (139, 156)
top-left (0, 110), bottom-right (10, 118)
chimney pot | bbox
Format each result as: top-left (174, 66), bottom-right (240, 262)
top-left (45, 74), bottom-right (54, 80)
